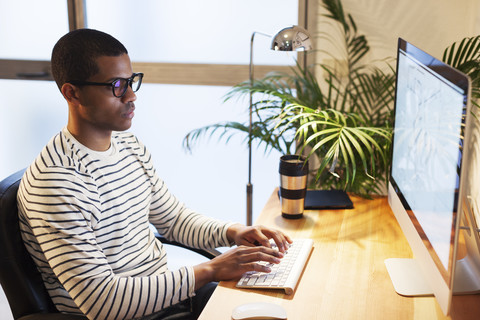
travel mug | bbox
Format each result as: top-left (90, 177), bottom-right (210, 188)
top-left (279, 155), bottom-right (309, 219)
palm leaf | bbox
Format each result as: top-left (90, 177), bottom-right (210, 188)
top-left (276, 105), bottom-right (392, 188)
top-left (443, 35), bottom-right (480, 100)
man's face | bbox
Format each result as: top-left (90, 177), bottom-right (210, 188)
top-left (75, 53), bottom-right (137, 134)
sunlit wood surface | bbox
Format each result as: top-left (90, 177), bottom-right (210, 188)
top-left (198, 189), bottom-right (480, 320)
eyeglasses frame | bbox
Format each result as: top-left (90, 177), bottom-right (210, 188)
top-left (67, 72), bottom-right (144, 98)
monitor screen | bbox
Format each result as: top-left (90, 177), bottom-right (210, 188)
top-left (391, 39), bottom-right (467, 277)
top-left (386, 38), bottom-right (480, 316)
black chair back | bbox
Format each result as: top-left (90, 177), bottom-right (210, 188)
top-left (0, 169), bottom-right (57, 319)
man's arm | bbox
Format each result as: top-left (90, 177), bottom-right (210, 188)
top-left (145, 151), bottom-right (293, 292)
top-left (148, 173), bottom-right (235, 250)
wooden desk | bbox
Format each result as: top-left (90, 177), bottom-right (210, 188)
top-left (199, 190), bottom-right (480, 319)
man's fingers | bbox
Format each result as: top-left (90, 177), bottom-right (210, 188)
top-left (207, 245), bottom-right (286, 281)
top-left (249, 261), bottom-right (274, 273)
top-left (254, 226), bottom-right (292, 253)
top-left (237, 245), bottom-right (284, 262)
top-left (233, 225), bottom-right (293, 254)
top-left (271, 232), bottom-right (293, 253)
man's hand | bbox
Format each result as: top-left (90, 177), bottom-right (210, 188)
top-left (193, 245), bottom-right (284, 290)
top-left (193, 224), bottom-right (292, 290)
top-left (226, 224), bottom-right (292, 253)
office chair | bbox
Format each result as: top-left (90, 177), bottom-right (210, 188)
top-left (0, 169), bottom-right (219, 320)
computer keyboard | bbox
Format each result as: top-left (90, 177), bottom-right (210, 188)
top-left (236, 238), bottom-right (314, 294)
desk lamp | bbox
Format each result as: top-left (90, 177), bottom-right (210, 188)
top-left (247, 25), bottom-right (313, 226)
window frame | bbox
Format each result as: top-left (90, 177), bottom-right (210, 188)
top-left (0, 0), bottom-right (316, 86)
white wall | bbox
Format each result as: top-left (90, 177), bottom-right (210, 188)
top-left (316, 0), bottom-right (480, 66)
top-left (310, 0), bottom-right (480, 195)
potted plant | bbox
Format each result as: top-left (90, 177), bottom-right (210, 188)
top-left (183, 0), bottom-right (480, 198)
top-left (183, 0), bottom-right (395, 197)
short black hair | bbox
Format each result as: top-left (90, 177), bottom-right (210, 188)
top-left (51, 28), bottom-right (128, 90)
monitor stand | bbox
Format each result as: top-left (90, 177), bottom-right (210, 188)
top-left (385, 194), bottom-right (480, 297)
top-left (385, 257), bottom-right (480, 296)
top-left (385, 258), bottom-right (433, 296)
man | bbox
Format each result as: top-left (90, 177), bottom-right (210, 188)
top-left (17, 28), bottom-right (291, 320)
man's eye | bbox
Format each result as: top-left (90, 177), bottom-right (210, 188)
top-left (113, 80), bottom-right (122, 88)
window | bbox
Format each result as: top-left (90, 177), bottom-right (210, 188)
top-left (86, 0), bottom-right (298, 65)
top-left (0, 0), bottom-right (315, 223)
top-left (0, 79), bottom-right (66, 177)
top-left (131, 83), bottom-right (283, 223)
top-left (0, 1), bottom-right (68, 60)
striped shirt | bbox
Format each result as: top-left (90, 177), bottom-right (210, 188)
top-left (17, 127), bottom-right (232, 320)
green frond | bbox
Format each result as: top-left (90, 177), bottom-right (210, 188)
top-left (183, 0), bottom-right (402, 196)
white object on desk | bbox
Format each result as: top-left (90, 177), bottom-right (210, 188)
top-left (231, 302), bottom-right (287, 320)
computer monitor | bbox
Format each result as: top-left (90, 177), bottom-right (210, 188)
top-left (386, 38), bottom-right (480, 316)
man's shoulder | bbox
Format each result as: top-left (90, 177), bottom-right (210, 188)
top-left (39, 131), bottom-right (81, 169)
top-left (26, 131), bottom-right (92, 183)
top-left (21, 165), bottom-right (86, 189)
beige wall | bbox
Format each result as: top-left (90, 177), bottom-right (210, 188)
top-left (309, 0), bottom-right (480, 194)
top-left (315, 0), bottom-right (480, 66)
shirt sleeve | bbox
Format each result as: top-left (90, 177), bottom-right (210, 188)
top-left (147, 173), bottom-right (234, 249)
top-left (136, 138), bottom-right (235, 250)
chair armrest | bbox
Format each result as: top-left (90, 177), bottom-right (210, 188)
top-left (156, 235), bottom-right (221, 260)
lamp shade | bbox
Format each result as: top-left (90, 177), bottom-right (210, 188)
top-left (271, 25), bottom-right (313, 52)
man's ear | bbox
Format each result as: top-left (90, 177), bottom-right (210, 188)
top-left (61, 83), bottom-right (81, 105)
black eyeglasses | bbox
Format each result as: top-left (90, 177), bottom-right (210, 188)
top-left (68, 72), bottom-right (144, 98)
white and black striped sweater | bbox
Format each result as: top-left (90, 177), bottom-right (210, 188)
top-left (17, 128), bottom-right (232, 319)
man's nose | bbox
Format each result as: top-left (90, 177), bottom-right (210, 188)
top-left (122, 84), bottom-right (137, 102)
